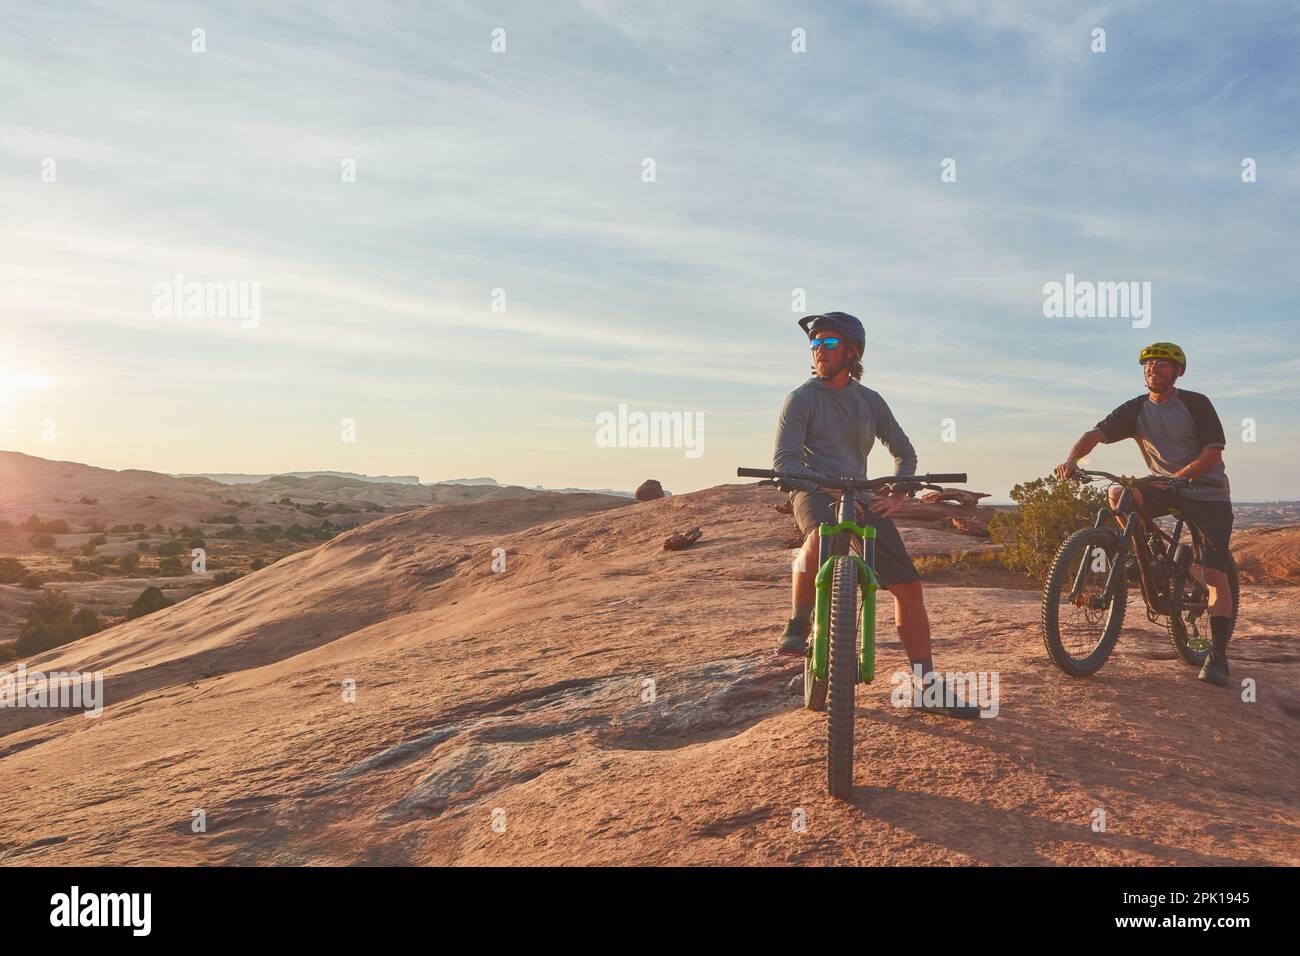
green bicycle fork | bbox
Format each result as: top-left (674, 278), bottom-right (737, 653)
top-left (811, 521), bottom-right (879, 684)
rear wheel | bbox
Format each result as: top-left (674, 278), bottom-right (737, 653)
top-left (1042, 527), bottom-right (1127, 677)
top-left (1168, 550), bottom-right (1239, 666)
top-left (826, 556), bottom-right (858, 799)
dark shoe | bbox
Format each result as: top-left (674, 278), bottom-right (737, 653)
top-left (921, 697), bottom-right (983, 720)
top-left (1198, 652), bottom-right (1230, 687)
top-left (1125, 555), bottom-right (1141, 584)
top-left (776, 616), bottom-right (811, 656)
top-left (915, 674), bottom-right (984, 719)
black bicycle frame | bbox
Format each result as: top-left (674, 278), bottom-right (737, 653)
top-left (1071, 487), bottom-right (1196, 615)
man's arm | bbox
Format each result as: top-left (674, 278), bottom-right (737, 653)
top-left (869, 392), bottom-right (917, 478)
top-left (773, 391), bottom-right (821, 491)
top-left (1172, 446), bottom-right (1223, 482)
top-left (1178, 391), bottom-right (1227, 481)
top-left (1055, 397), bottom-right (1143, 479)
top-left (865, 393), bottom-right (917, 517)
top-left (1054, 429), bottom-right (1105, 479)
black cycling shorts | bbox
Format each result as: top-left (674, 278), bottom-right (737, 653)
top-left (1137, 487), bottom-right (1234, 573)
top-left (789, 490), bottom-right (920, 588)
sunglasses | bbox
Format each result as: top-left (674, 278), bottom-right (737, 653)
top-left (809, 336), bottom-right (842, 351)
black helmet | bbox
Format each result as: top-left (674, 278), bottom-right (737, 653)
top-left (798, 312), bottom-right (865, 355)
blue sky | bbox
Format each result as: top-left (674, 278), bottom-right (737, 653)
top-left (2, 0), bottom-right (1298, 499)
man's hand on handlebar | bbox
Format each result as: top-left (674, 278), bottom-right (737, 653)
top-left (1054, 460), bottom-right (1080, 481)
top-left (866, 489), bottom-right (908, 518)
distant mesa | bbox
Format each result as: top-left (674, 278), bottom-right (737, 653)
top-left (437, 477), bottom-right (638, 499)
top-left (179, 471), bottom-right (422, 485)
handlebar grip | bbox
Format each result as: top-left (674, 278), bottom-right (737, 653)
top-left (924, 473), bottom-right (967, 484)
top-left (737, 467), bottom-right (775, 479)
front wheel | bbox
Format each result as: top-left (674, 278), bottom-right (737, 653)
top-left (1042, 527), bottom-right (1128, 677)
top-left (826, 556), bottom-right (858, 799)
top-left (1168, 551), bottom-right (1239, 666)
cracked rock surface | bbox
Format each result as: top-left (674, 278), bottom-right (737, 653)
top-left (1, 485), bottom-right (1296, 865)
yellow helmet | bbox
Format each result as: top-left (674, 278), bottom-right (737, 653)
top-left (1138, 342), bottom-right (1186, 370)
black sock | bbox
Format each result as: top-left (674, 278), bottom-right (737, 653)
top-left (1210, 616), bottom-right (1231, 657)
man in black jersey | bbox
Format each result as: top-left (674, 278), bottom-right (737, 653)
top-left (1054, 342), bottom-right (1235, 687)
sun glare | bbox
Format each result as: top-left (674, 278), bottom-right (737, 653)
top-left (0, 369), bottom-right (53, 408)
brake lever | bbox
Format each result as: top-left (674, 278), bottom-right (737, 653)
top-left (888, 480), bottom-right (925, 497)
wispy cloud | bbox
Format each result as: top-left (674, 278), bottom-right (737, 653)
top-left (1, 0), bottom-right (1296, 496)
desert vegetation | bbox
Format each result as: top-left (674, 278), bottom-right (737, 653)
top-left (989, 475), bottom-right (1107, 579)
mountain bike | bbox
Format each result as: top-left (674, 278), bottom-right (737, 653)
top-left (738, 466), bottom-right (968, 798)
top-left (1041, 469), bottom-right (1239, 677)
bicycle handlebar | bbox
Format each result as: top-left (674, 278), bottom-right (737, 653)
top-left (737, 467), bottom-right (967, 491)
top-left (1073, 468), bottom-right (1225, 491)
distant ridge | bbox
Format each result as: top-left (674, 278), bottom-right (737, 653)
top-left (180, 471), bottom-right (422, 485)
top-left (180, 471), bottom-right (638, 497)
top-left (433, 476), bottom-right (637, 498)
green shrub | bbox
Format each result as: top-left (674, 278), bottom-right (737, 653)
top-left (29, 532), bottom-right (56, 549)
top-left (126, 586), bottom-right (172, 620)
top-left (119, 552), bottom-right (141, 573)
top-left (158, 556), bottom-right (184, 574)
top-left (16, 591), bottom-right (103, 655)
top-left (988, 475), bottom-right (1107, 580)
top-left (18, 572), bottom-right (44, 589)
top-left (88, 534), bottom-right (108, 546)
top-left (212, 570), bottom-right (242, 585)
top-left (0, 557), bottom-right (27, 584)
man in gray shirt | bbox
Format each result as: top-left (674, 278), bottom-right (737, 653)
top-left (1055, 342), bottom-right (1235, 686)
top-left (773, 311), bottom-right (978, 718)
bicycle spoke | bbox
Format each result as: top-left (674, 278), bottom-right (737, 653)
top-left (1055, 550), bottom-right (1113, 657)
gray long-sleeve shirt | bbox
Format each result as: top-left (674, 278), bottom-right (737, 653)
top-left (773, 378), bottom-right (917, 491)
